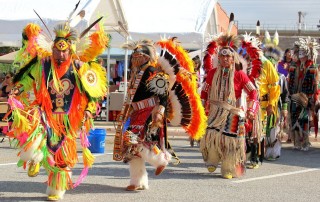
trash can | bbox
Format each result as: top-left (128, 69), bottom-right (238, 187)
top-left (88, 128), bottom-right (106, 153)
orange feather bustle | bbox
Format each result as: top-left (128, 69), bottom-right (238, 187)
top-left (157, 39), bottom-right (207, 140)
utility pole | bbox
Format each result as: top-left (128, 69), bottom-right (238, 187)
top-left (298, 11), bottom-right (302, 35)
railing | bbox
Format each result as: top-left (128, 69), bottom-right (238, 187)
top-left (238, 23), bottom-right (320, 31)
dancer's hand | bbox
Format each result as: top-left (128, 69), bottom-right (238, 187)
top-left (281, 110), bottom-right (288, 119)
top-left (266, 105), bottom-right (273, 116)
top-left (152, 113), bottom-right (164, 128)
top-left (246, 111), bottom-right (255, 120)
top-left (84, 110), bottom-right (93, 121)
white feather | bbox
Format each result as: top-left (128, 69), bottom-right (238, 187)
top-left (158, 56), bottom-right (176, 88)
top-left (70, 10), bottom-right (85, 27)
top-left (168, 91), bottom-right (182, 126)
top-left (37, 33), bottom-right (53, 53)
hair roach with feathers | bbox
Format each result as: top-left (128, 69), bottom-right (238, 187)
top-left (122, 39), bottom-right (157, 64)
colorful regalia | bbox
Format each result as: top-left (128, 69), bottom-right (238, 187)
top-left (113, 38), bottom-right (206, 190)
top-left (262, 31), bottom-right (285, 160)
top-left (200, 17), bottom-right (259, 179)
top-left (6, 7), bottom-right (109, 201)
top-left (288, 37), bottom-right (319, 151)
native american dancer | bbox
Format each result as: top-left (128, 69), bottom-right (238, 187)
top-left (200, 18), bottom-right (258, 179)
top-left (241, 29), bottom-right (280, 167)
top-left (113, 38), bottom-right (206, 190)
top-left (263, 31), bottom-right (288, 160)
top-left (288, 37), bottom-right (319, 151)
top-left (6, 9), bottom-right (108, 200)
top-left (239, 33), bottom-right (263, 169)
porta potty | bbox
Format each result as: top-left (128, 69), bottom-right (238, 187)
top-left (88, 128), bottom-right (106, 153)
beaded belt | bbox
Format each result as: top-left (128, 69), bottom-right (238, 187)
top-left (132, 97), bottom-right (157, 111)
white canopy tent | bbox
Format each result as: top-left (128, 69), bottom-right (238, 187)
top-left (110, 0), bottom-right (218, 50)
top-left (0, 0), bottom-right (218, 120)
top-left (0, 0), bottom-right (129, 47)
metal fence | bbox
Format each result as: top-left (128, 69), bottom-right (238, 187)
top-left (238, 23), bottom-right (320, 31)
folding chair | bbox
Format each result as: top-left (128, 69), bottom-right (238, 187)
top-left (0, 102), bottom-right (9, 143)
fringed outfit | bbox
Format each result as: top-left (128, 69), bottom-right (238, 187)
top-left (123, 65), bottom-right (171, 189)
top-left (113, 38), bottom-right (206, 189)
top-left (250, 57), bottom-right (280, 163)
top-left (288, 60), bottom-right (317, 150)
top-left (200, 67), bottom-right (257, 177)
top-left (7, 18), bottom-right (108, 200)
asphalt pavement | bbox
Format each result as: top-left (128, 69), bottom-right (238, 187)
top-left (1, 121), bottom-right (320, 202)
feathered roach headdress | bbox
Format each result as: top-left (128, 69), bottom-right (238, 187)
top-left (15, 1), bottom-right (109, 65)
top-left (241, 32), bottom-right (263, 82)
top-left (263, 30), bottom-right (283, 64)
top-left (53, 23), bottom-right (78, 53)
top-left (203, 13), bottom-right (241, 73)
top-left (122, 39), bottom-right (157, 64)
top-left (294, 36), bottom-right (320, 63)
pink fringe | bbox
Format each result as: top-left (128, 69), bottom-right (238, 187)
top-left (8, 97), bottom-right (24, 110)
top-left (47, 155), bottom-right (56, 166)
top-left (80, 129), bottom-right (90, 148)
top-left (73, 167), bottom-right (89, 188)
top-left (17, 132), bottom-right (29, 146)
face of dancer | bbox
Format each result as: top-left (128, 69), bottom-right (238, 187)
top-left (298, 50), bottom-right (307, 63)
top-left (130, 51), bottom-right (150, 68)
top-left (52, 46), bottom-right (71, 66)
top-left (219, 48), bottom-right (234, 68)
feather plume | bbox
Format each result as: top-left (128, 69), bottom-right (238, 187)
top-left (273, 30), bottom-right (279, 46)
top-left (264, 30), bottom-right (271, 44)
top-left (68, 0), bottom-right (81, 21)
top-left (227, 13), bottom-right (235, 35)
top-left (256, 20), bottom-right (260, 35)
top-left (80, 16), bottom-right (103, 39)
top-left (33, 9), bottom-right (53, 40)
top-left (70, 10), bottom-right (85, 27)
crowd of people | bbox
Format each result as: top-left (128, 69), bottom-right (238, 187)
top-left (1, 6), bottom-right (320, 201)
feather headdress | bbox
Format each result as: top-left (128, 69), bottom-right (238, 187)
top-left (203, 13), bottom-right (241, 72)
top-left (241, 33), bottom-right (263, 82)
top-left (263, 30), bottom-right (282, 63)
top-left (15, 2), bottom-right (110, 65)
top-left (295, 36), bottom-right (320, 63)
top-left (122, 39), bottom-right (157, 64)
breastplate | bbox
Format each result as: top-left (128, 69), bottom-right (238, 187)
top-left (43, 60), bottom-right (78, 113)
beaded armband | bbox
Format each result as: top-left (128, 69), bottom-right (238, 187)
top-left (202, 82), bottom-right (210, 93)
top-left (247, 99), bottom-right (259, 115)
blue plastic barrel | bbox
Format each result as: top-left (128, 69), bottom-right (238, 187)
top-left (88, 128), bottom-right (106, 153)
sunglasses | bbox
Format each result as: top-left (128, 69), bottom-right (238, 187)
top-left (5, 76), bottom-right (11, 79)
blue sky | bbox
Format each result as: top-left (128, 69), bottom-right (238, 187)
top-left (218, 0), bottom-right (320, 30)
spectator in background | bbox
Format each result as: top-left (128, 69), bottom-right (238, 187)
top-left (277, 48), bottom-right (292, 77)
top-left (0, 72), bottom-right (14, 99)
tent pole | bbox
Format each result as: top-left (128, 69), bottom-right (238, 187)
top-left (106, 47), bottom-right (111, 122)
top-left (123, 36), bottom-right (129, 98)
